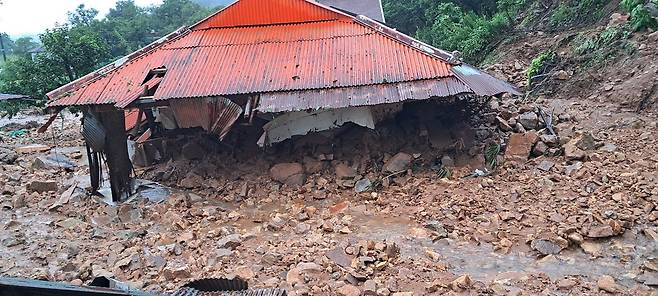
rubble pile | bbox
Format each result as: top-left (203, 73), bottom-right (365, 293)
top-left (1, 95), bottom-right (658, 296)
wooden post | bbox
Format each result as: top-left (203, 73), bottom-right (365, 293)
top-left (96, 108), bottom-right (133, 202)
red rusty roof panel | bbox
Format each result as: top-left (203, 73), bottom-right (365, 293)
top-left (194, 0), bottom-right (347, 29)
top-left (47, 0), bottom-right (518, 109)
top-left (153, 25), bottom-right (453, 99)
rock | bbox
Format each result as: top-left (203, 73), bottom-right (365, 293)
top-left (354, 178), bottom-right (372, 193)
top-left (565, 161), bottom-right (583, 175)
top-left (450, 274), bottom-right (472, 292)
top-left (382, 152), bottom-right (412, 173)
top-left (599, 143), bottom-right (617, 152)
top-left (286, 268), bottom-right (302, 286)
top-left (564, 140), bottom-right (586, 161)
top-left (574, 133), bottom-right (598, 151)
top-left (32, 153), bottom-right (76, 170)
top-left (597, 275), bottom-right (618, 293)
top-left (554, 70), bottom-right (570, 80)
top-left (643, 228), bottom-right (658, 241)
top-left (15, 144), bottom-right (50, 154)
top-left (567, 232), bottom-right (584, 245)
top-left (533, 141), bottom-right (549, 156)
top-left (268, 216), bottom-right (287, 231)
top-left (505, 132), bottom-right (538, 163)
top-left (294, 222), bottom-right (311, 234)
top-left (234, 265), bottom-right (255, 280)
top-left (587, 225), bottom-right (616, 238)
top-left (325, 247), bottom-right (353, 268)
top-left (335, 163), bottom-right (356, 179)
top-left (439, 156), bottom-right (454, 168)
top-left (337, 284), bottom-right (361, 296)
top-left (424, 221), bottom-right (448, 239)
top-left (303, 156), bottom-right (323, 174)
top-left (557, 278), bottom-right (577, 289)
top-left (608, 12), bottom-right (629, 27)
top-left (363, 280), bottom-right (377, 296)
top-left (27, 180), bottom-right (59, 193)
top-left (536, 160), bottom-right (555, 172)
top-left (179, 173), bottom-right (203, 189)
top-left (11, 195), bottom-right (26, 209)
top-left (540, 134), bottom-right (559, 146)
top-left (496, 116), bottom-right (513, 131)
top-left (649, 31), bottom-right (658, 43)
top-left (580, 241), bottom-right (602, 257)
top-left (270, 163), bottom-right (306, 186)
top-left (297, 262), bottom-right (322, 273)
top-left (519, 112), bottom-right (539, 130)
top-left (530, 239), bottom-right (564, 255)
top-left (0, 147), bottom-right (18, 164)
top-left (181, 142), bottom-right (205, 160)
top-left (217, 234), bottom-right (242, 250)
top-left (163, 263), bottom-right (191, 280)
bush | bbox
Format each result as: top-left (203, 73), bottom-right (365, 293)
top-left (527, 51), bottom-right (555, 85)
top-left (621, 0), bottom-right (658, 31)
top-left (550, 0), bottom-right (608, 28)
top-left (416, 3), bottom-right (513, 62)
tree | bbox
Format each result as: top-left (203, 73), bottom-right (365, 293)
top-left (12, 37), bottom-right (39, 57)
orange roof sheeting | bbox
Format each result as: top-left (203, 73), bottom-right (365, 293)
top-left (47, 0), bottom-right (518, 109)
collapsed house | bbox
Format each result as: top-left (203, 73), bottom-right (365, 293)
top-left (43, 0), bottom-right (519, 202)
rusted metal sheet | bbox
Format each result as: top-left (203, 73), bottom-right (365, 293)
top-left (452, 64), bottom-right (521, 96)
top-left (47, 26), bottom-right (191, 102)
top-left (257, 77), bottom-right (471, 113)
top-left (194, 0), bottom-right (346, 29)
top-left (153, 29), bottom-right (452, 99)
top-left (171, 288), bottom-right (287, 296)
top-left (47, 0), bottom-right (518, 110)
top-left (170, 97), bottom-right (243, 140)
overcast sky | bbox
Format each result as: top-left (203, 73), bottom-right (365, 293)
top-left (0, 0), bottom-right (163, 38)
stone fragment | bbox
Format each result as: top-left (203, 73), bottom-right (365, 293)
top-left (450, 274), bottom-right (472, 292)
top-left (270, 163), bottom-right (306, 186)
top-left (354, 178), bottom-right (372, 193)
top-left (505, 132), bottom-right (538, 163)
top-left (15, 144), bottom-right (50, 154)
top-left (335, 163), bottom-right (356, 179)
top-left (32, 154), bottom-right (76, 170)
top-left (597, 275), bottom-right (618, 293)
top-left (536, 160), bottom-right (555, 172)
top-left (217, 234), bottom-right (242, 250)
top-left (382, 152), bottom-right (412, 173)
top-left (286, 268), bottom-right (302, 286)
top-left (587, 224), bottom-right (616, 238)
top-left (363, 280), bottom-right (377, 296)
top-left (532, 141), bottom-right (549, 156)
top-left (557, 278), bottom-right (577, 289)
top-left (496, 116), bottom-right (513, 132)
top-left (268, 216), bottom-right (287, 231)
top-left (179, 173), bottom-right (203, 189)
top-left (337, 284), bottom-right (361, 296)
top-left (519, 112), bottom-right (539, 130)
top-left (234, 265), bottom-right (254, 280)
top-left (580, 242), bottom-right (602, 257)
top-left (0, 147), bottom-right (18, 164)
top-left (540, 134), bottom-right (559, 146)
top-left (530, 239), bottom-right (564, 255)
top-left (554, 70), bottom-right (570, 80)
top-left (163, 263), bottom-right (191, 280)
top-left (27, 180), bottom-right (59, 193)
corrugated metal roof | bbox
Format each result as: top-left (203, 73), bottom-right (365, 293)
top-left (0, 94), bottom-right (30, 101)
top-left (47, 0), bottom-right (518, 109)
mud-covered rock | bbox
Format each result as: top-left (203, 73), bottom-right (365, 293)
top-left (382, 153), bottom-right (412, 173)
top-left (270, 163), bottom-right (305, 186)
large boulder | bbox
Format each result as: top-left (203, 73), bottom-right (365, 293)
top-left (382, 152), bottom-right (412, 173)
top-left (505, 132), bottom-right (538, 163)
top-left (270, 163), bottom-right (305, 186)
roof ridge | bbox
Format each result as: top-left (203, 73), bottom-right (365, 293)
top-left (164, 32), bottom-right (376, 50)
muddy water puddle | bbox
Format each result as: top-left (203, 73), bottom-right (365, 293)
top-left (351, 211), bottom-right (656, 289)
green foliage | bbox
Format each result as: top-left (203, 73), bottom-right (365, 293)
top-left (527, 51), bottom-right (555, 85)
top-left (11, 37), bottom-right (39, 57)
top-left (573, 27), bottom-right (635, 67)
top-left (485, 144), bottom-right (501, 169)
top-left (416, 3), bottom-right (513, 62)
top-left (0, 101), bottom-right (33, 119)
top-left (629, 5), bottom-right (658, 31)
top-left (550, 0), bottom-right (607, 28)
top-left (621, 0), bottom-right (644, 12)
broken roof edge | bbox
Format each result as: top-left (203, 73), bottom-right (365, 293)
top-left (452, 64), bottom-right (522, 97)
top-left (46, 26), bottom-right (192, 102)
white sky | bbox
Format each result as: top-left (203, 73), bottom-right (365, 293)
top-left (0, 0), bottom-right (163, 38)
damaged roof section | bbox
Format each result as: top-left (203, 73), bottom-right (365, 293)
top-left (46, 0), bottom-right (519, 111)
